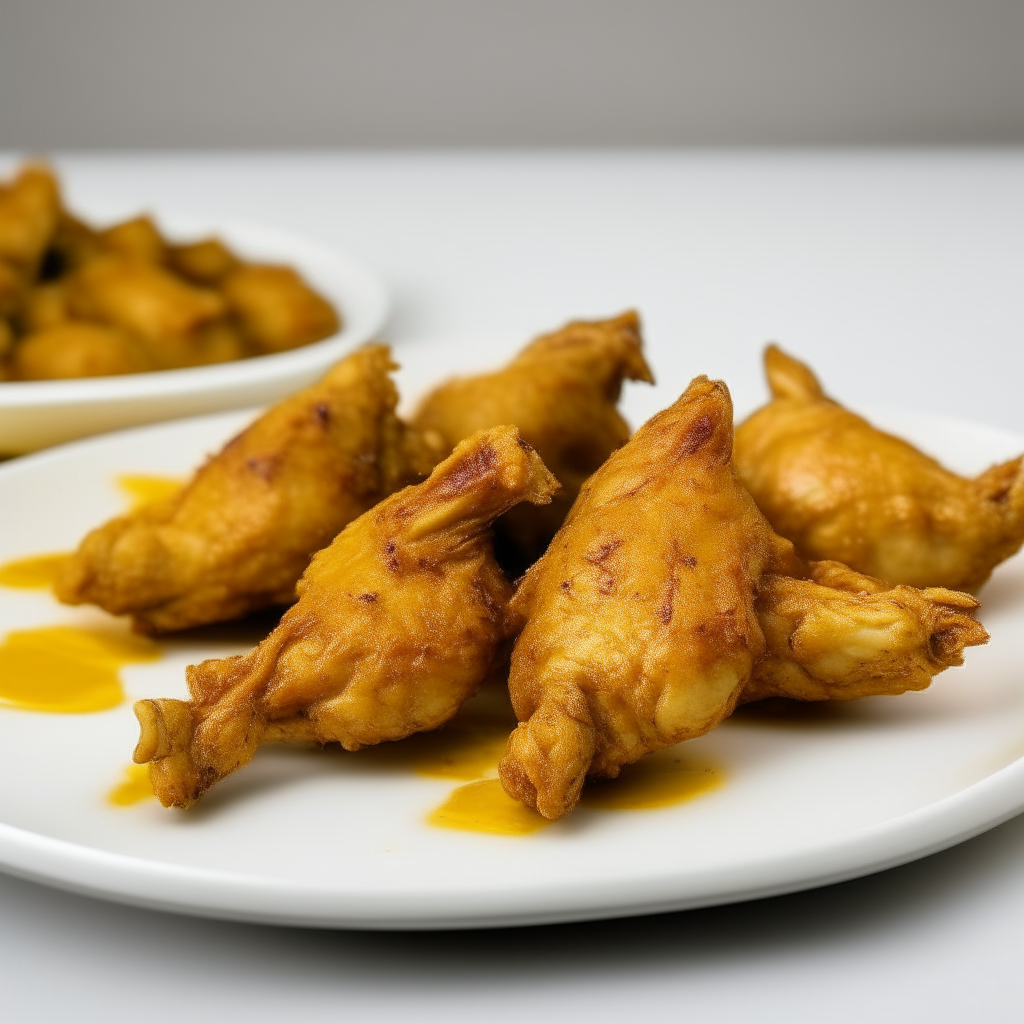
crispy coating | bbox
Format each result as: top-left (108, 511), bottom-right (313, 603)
top-left (499, 376), bottom-right (987, 819)
top-left (746, 560), bottom-right (988, 703)
top-left (413, 311), bottom-right (654, 571)
top-left (222, 264), bottom-right (341, 353)
top-left (735, 345), bottom-right (1024, 591)
top-left (132, 426), bottom-right (559, 808)
top-left (12, 322), bottom-right (152, 379)
top-left (56, 345), bottom-right (441, 633)
top-left (0, 164), bottom-right (60, 274)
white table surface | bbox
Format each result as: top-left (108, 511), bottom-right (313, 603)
top-left (2, 150), bottom-right (1023, 1022)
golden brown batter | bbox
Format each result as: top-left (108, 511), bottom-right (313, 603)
top-left (133, 426), bottom-right (558, 808)
top-left (57, 345), bottom-right (441, 632)
top-left (413, 311), bottom-right (653, 572)
top-left (735, 345), bottom-right (1024, 590)
top-left (499, 376), bottom-right (988, 819)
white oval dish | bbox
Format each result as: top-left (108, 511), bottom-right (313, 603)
top-left (0, 408), bottom-right (1023, 930)
top-left (0, 220), bottom-right (389, 454)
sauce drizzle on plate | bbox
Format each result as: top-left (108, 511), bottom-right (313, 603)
top-left (579, 752), bottom-right (724, 811)
top-left (429, 779), bottom-right (550, 835)
top-left (395, 688), bottom-right (727, 836)
top-left (0, 552), bottom-right (70, 589)
top-left (107, 763), bottom-right (155, 806)
top-left (0, 474), bottom-right (182, 590)
top-left (0, 625), bottom-right (159, 713)
top-left (428, 754), bottom-right (724, 836)
top-left (116, 474), bottom-right (183, 510)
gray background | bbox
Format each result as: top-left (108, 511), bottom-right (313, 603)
top-left (1, 0), bottom-right (1023, 148)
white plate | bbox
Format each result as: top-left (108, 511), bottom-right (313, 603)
top-left (0, 218), bottom-right (389, 454)
top-left (1, 407), bottom-right (1023, 930)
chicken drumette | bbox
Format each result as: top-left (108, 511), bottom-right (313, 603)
top-left (57, 345), bottom-right (442, 632)
top-left (746, 559), bottom-right (986, 703)
top-left (413, 311), bottom-right (653, 572)
top-left (134, 426), bottom-right (559, 808)
top-left (734, 345), bottom-right (1024, 591)
top-left (499, 376), bottom-right (988, 820)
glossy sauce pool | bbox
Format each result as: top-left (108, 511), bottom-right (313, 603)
top-left (0, 626), bottom-right (159, 713)
top-left (0, 472), bottom-right (175, 712)
top-left (115, 474), bottom-right (183, 509)
top-left (428, 749), bottom-right (725, 835)
top-left (0, 474), bottom-right (182, 590)
top-left (107, 763), bottom-right (155, 806)
top-left (354, 688), bottom-right (726, 836)
top-left (0, 552), bottom-right (70, 589)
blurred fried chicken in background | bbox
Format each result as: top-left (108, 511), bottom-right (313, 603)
top-left (0, 162), bottom-right (340, 380)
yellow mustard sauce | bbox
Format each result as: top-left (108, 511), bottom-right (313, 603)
top-left (346, 685), bottom-right (547, 835)
top-left (350, 684), bottom-right (517, 782)
top-left (376, 685), bottom-right (728, 836)
top-left (0, 475), bottom-right (181, 590)
top-left (0, 625), bottom-right (160, 713)
top-left (428, 753), bottom-right (725, 836)
top-left (0, 552), bottom-right (71, 589)
top-left (116, 474), bottom-right (183, 510)
top-left (107, 763), bottom-right (155, 807)
top-left (579, 751), bottom-right (724, 810)
top-left (356, 717), bottom-right (513, 782)
top-left (428, 778), bottom-right (550, 836)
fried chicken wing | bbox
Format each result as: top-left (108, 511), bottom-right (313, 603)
top-left (98, 216), bottom-right (167, 264)
top-left (20, 280), bottom-right (73, 332)
top-left (12, 322), bottom-right (152, 379)
top-left (133, 426), bottom-right (559, 808)
top-left (56, 345), bottom-right (441, 633)
top-left (221, 264), bottom-right (340, 354)
top-left (0, 260), bottom-right (26, 319)
top-left (168, 237), bottom-right (241, 285)
top-left (67, 256), bottom-right (228, 369)
top-left (0, 319), bottom-right (13, 366)
top-left (0, 164), bottom-right (345, 380)
top-left (499, 377), bottom-right (987, 819)
top-left (0, 164), bottom-right (60, 275)
top-left (47, 212), bottom-right (102, 274)
top-left (413, 311), bottom-right (654, 571)
top-left (746, 560), bottom-right (987, 703)
top-left (735, 345), bottom-right (1024, 591)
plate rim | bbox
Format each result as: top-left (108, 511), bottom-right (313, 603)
top-left (0, 752), bottom-right (1020, 930)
